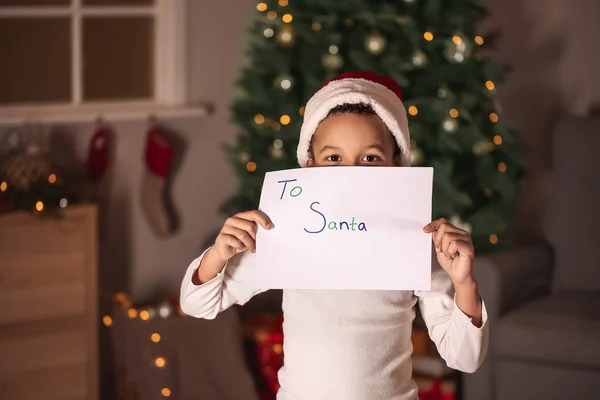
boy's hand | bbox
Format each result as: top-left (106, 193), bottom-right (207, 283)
top-left (212, 210), bottom-right (274, 261)
top-left (423, 218), bottom-right (475, 286)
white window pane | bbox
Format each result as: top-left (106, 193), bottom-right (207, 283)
top-left (0, 17), bottom-right (71, 105)
top-left (83, 17), bottom-right (153, 101)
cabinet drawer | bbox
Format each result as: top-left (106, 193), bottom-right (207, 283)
top-left (0, 364), bottom-right (87, 400)
top-left (0, 253), bottom-right (86, 325)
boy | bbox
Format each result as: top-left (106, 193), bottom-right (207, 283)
top-left (180, 71), bottom-right (488, 400)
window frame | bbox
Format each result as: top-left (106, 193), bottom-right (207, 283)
top-left (0, 0), bottom-right (199, 123)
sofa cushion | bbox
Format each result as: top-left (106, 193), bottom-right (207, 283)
top-left (545, 116), bottom-right (600, 291)
top-left (493, 291), bottom-right (600, 368)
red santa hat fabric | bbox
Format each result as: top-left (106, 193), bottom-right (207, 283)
top-left (297, 71), bottom-right (411, 167)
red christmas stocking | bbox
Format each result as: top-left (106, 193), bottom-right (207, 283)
top-left (87, 118), bottom-right (110, 182)
top-left (141, 118), bottom-right (175, 237)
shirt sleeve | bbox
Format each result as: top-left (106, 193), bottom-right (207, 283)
top-left (414, 253), bottom-right (489, 373)
top-left (179, 248), bottom-right (266, 320)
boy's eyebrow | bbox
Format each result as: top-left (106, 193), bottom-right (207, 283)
top-left (319, 145), bottom-right (341, 154)
top-left (364, 144), bottom-right (386, 152)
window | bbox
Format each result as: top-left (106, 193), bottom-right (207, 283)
top-left (0, 0), bottom-right (191, 121)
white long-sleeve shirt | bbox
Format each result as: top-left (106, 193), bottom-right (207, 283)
top-left (180, 249), bottom-right (488, 400)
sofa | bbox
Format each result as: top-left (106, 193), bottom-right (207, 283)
top-left (463, 115), bottom-right (600, 400)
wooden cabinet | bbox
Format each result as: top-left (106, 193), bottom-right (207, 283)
top-left (0, 205), bottom-right (98, 400)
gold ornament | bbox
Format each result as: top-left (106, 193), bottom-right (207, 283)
top-left (410, 146), bottom-right (424, 165)
top-left (276, 24), bottom-right (294, 47)
top-left (412, 50), bottom-right (427, 67)
top-left (365, 32), bottom-right (386, 55)
top-left (275, 74), bottom-right (293, 90)
top-left (321, 53), bottom-right (343, 70)
top-left (443, 118), bottom-right (458, 133)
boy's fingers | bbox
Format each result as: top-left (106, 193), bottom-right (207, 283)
top-left (222, 226), bottom-right (256, 252)
top-left (217, 234), bottom-right (246, 253)
top-left (226, 217), bottom-right (258, 240)
top-left (237, 210), bottom-right (273, 229)
top-left (423, 218), bottom-right (447, 233)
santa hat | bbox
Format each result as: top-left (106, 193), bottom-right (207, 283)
top-left (297, 71), bottom-right (410, 167)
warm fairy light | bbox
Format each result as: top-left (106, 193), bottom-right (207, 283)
top-left (485, 80), bottom-right (495, 90)
top-left (312, 22), bottom-right (321, 31)
top-left (0, 181), bottom-right (7, 192)
top-left (254, 114), bottom-right (265, 124)
top-left (408, 106), bottom-right (418, 116)
top-left (128, 308), bottom-right (138, 318)
top-left (484, 188), bottom-right (493, 197)
top-left (267, 11), bottom-right (277, 20)
top-left (48, 173), bottom-right (57, 184)
top-left (246, 161), bottom-right (257, 172)
top-left (423, 32), bottom-right (434, 41)
top-left (475, 36), bottom-right (484, 45)
top-left (35, 201), bottom-right (44, 212)
top-left (280, 115), bottom-right (291, 125)
top-left (161, 388), bottom-right (171, 397)
top-left (493, 135), bottom-right (503, 145)
top-left (272, 122), bottom-right (281, 131)
top-left (273, 343), bottom-right (283, 354)
top-left (452, 35), bottom-right (463, 45)
top-left (155, 357), bottom-right (166, 368)
top-left (103, 315), bottom-right (113, 327)
top-left (489, 112), bottom-right (499, 123)
top-left (282, 13), bottom-right (293, 23)
top-left (279, 0), bottom-right (288, 6)
top-left (498, 162), bottom-right (507, 172)
top-left (449, 108), bottom-right (459, 118)
top-left (256, 3), bottom-right (267, 12)
top-left (139, 310), bottom-right (150, 321)
top-left (489, 234), bottom-right (499, 245)
top-left (151, 333), bottom-right (161, 343)
top-left (299, 106), bottom-right (305, 115)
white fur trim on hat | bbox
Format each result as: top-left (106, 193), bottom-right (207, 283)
top-left (297, 78), bottom-right (410, 167)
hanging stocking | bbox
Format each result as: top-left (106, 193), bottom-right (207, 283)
top-left (87, 117), bottom-right (110, 182)
top-left (141, 117), bottom-right (176, 237)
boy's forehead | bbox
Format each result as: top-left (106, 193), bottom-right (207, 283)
top-left (313, 114), bottom-right (394, 147)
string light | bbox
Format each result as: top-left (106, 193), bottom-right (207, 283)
top-left (452, 35), bottom-right (463, 45)
top-left (493, 135), bottom-right (503, 145)
top-left (256, 2), bottom-right (267, 12)
top-left (139, 310), bottom-right (150, 321)
top-left (489, 113), bottom-right (499, 123)
top-left (328, 45), bottom-right (339, 54)
top-left (151, 333), bottom-right (161, 343)
top-left (489, 234), bottom-right (499, 245)
top-left (279, 0), bottom-right (288, 6)
top-left (254, 114), bottom-right (265, 124)
top-left (35, 201), bottom-right (44, 212)
top-left (312, 22), bottom-right (321, 31)
top-left (408, 106), bottom-right (418, 116)
top-left (272, 122), bottom-right (281, 131)
top-left (0, 181), bottom-right (7, 192)
top-left (299, 106), bottom-right (305, 115)
top-left (498, 162), bottom-right (507, 172)
top-left (102, 315), bottom-right (113, 327)
top-left (485, 80), bottom-right (495, 90)
top-left (484, 188), bottom-right (493, 197)
top-left (449, 108), bottom-right (459, 118)
top-left (48, 173), bottom-right (57, 184)
top-left (475, 36), bottom-right (484, 45)
top-left (127, 308), bottom-right (138, 318)
top-left (263, 28), bottom-right (274, 38)
top-left (280, 115), bottom-right (291, 125)
top-left (267, 11), bottom-right (277, 20)
top-left (161, 388), bottom-right (171, 397)
top-left (155, 357), bottom-right (166, 368)
top-left (282, 13), bottom-right (293, 23)
top-left (246, 161), bottom-right (257, 172)
top-left (423, 32), bottom-right (434, 41)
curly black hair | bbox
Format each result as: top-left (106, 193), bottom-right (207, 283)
top-left (308, 102), bottom-right (401, 159)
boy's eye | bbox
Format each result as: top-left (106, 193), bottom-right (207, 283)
top-left (362, 154), bottom-right (381, 162)
top-left (326, 155), bottom-right (341, 162)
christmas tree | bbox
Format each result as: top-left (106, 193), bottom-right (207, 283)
top-left (221, 0), bottom-right (524, 250)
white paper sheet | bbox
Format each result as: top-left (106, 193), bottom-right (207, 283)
top-left (256, 166), bottom-right (433, 290)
